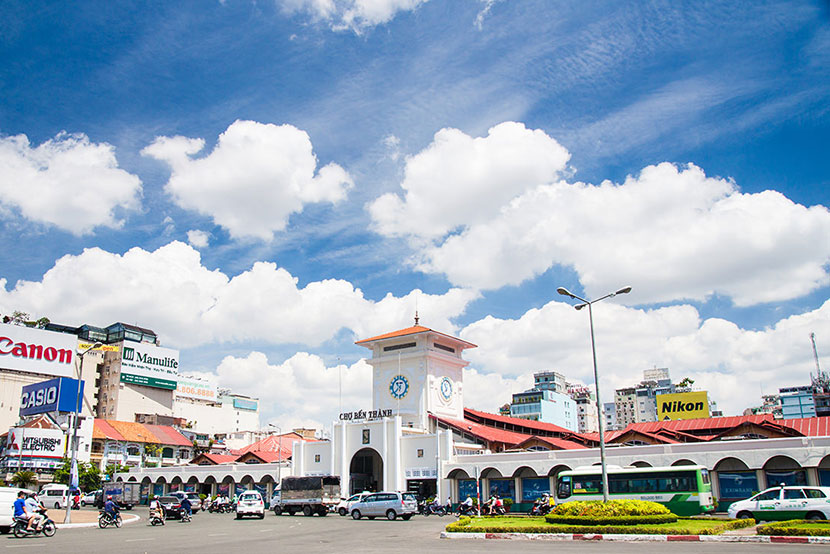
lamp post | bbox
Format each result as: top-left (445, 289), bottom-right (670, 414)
top-left (557, 286), bottom-right (631, 502)
top-left (268, 423), bottom-right (282, 488)
top-left (64, 342), bottom-right (101, 523)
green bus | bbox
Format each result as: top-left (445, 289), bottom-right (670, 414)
top-left (555, 465), bottom-right (715, 515)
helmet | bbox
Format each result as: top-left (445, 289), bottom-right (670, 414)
top-left (107, 495), bottom-right (113, 500)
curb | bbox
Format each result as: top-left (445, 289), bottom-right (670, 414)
top-left (440, 532), bottom-right (830, 544)
top-left (56, 513), bottom-right (141, 529)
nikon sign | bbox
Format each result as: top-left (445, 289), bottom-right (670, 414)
top-left (120, 342), bottom-right (179, 390)
top-left (657, 390), bottom-right (710, 421)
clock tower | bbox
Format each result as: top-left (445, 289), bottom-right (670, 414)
top-left (355, 320), bottom-right (476, 429)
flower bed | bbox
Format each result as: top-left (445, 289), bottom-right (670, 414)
top-left (757, 520), bottom-right (830, 537)
top-left (445, 515), bottom-right (756, 535)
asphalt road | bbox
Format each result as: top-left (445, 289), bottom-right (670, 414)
top-left (1, 506), bottom-right (824, 553)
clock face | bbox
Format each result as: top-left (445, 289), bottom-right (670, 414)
top-left (389, 375), bottom-right (409, 399)
top-left (439, 377), bottom-right (453, 401)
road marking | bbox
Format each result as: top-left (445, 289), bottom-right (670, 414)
top-left (6, 545), bottom-right (46, 549)
top-left (125, 538), bottom-right (155, 542)
top-left (208, 533), bottom-right (228, 537)
top-left (259, 528), bottom-right (274, 532)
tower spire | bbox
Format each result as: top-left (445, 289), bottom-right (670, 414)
top-left (414, 310), bottom-right (419, 326)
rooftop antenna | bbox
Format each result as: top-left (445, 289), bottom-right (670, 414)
top-left (810, 333), bottom-right (828, 392)
top-left (414, 291), bottom-right (420, 326)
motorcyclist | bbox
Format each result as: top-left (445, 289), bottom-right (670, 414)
top-left (103, 495), bottom-right (120, 524)
top-left (460, 495), bottom-right (474, 515)
top-left (149, 495), bottom-right (165, 525)
top-left (24, 493), bottom-right (44, 532)
top-left (180, 495), bottom-right (192, 519)
top-left (493, 495), bottom-right (504, 514)
top-left (13, 492), bottom-right (31, 530)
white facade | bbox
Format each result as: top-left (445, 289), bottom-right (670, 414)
top-left (172, 395), bottom-right (260, 436)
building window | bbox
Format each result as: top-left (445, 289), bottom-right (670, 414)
top-left (417, 449), bottom-right (424, 458)
top-left (362, 429), bottom-right (370, 444)
top-left (434, 343), bottom-right (455, 353)
top-left (315, 454), bottom-right (321, 463)
top-left (383, 342), bottom-right (416, 352)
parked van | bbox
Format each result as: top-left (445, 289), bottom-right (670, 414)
top-left (39, 484), bottom-right (71, 509)
top-left (0, 487), bottom-right (35, 534)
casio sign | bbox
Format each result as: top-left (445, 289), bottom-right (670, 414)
top-left (21, 385), bottom-right (58, 412)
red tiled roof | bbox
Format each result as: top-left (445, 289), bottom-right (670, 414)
top-left (238, 432), bottom-right (306, 458)
top-left (144, 424), bottom-right (193, 447)
top-left (778, 416), bottom-right (830, 437)
top-left (239, 451), bottom-right (284, 463)
top-left (464, 408), bottom-right (583, 438)
top-left (190, 453), bottom-right (237, 465)
top-left (512, 435), bottom-right (587, 450)
top-left (356, 325), bottom-right (476, 348)
top-left (627, 415), bottom-right (773, 434)
top-left (432, 414), bottom-right (531, 446)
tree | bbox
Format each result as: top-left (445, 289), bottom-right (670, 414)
top-left (10, 470), bottom-right (37, 489)
top-left (678, 377), bottom-right (695, 390)
top-left (104, 463), bottom-right (130, 482)
top-left (53, 459), bottom-right (102, 491)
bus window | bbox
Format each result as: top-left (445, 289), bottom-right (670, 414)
top-left (700, 469), bottom-right (710, 485)
top-left (609, 476), bottom-right (629, 493)
top-left (557, 477), bottom-right (571, 499)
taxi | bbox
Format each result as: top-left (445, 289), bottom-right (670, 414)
top-left (727, 485), bottom-right (830, 521)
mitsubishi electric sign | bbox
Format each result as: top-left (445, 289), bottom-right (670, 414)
top-left (6, 427), bottom-right (66, 459)
top-left (120, 342), bottom-right (179, 390)
top-left (0, 325), bottom-right (76, 378)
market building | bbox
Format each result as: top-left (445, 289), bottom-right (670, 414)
top-left (117, 321), bottom-right (830, 512)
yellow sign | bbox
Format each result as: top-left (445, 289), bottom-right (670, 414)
top-left (77, 342), bottom-right (120, 352)
top-left (657, 391), bottom-right (709, 421)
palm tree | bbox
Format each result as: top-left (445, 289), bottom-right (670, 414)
top-left (10, 470), bottom-right (37, 489)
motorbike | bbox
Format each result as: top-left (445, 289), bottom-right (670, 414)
top-left (423, 503), bottom-right (447, 517)
top-left (98, 510), bottom-right (123, 528)
top-left (528, 499), bottom-right (551, 516)
top-left (11, 510), bottom-right (57, 538)
top-left (149, 509), bottom-right (165, 526)
top-left (208, 500), bottom-right (232, 513)
top-left (457, 503), bottom-right (476, 516)
top-left (179, 507), bottom-right (192, 523)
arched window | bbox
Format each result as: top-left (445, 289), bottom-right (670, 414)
top-left (162, 447), bottom-right (174, 458)
top-left (127, 445), bottom-right (140, 456)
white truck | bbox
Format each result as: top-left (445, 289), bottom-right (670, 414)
top-left (273, 476), bottom-right (340, 517)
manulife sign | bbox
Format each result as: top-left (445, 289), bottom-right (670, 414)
top-left (120, 343), bottom-right (179, 390)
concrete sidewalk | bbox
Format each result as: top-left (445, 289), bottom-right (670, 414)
top-left (441, 531), bottom-right (830, 544)
top-left (46, 509), bottom-right (141, 529)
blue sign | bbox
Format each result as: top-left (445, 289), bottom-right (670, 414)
top-left (20, 377), bottom-right (85, 416)
top-left (233, 398), bottom-right (258, 411)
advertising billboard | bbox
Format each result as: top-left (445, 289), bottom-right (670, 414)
top-left (176, 376), bottom-right (218, 401)
top-left (6, 427), bottom-right (66, 459)
top-left (657, 390), bottom-right (710, 421)
top-left (120, 342), bottom-right (179, 390)
top-left (19, 377), bottom-right (85, 416)
top-left (0, 325), bottom-right (77, 378)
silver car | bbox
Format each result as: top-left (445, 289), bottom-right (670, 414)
top-left (350, 492), bottom-right (417, 521)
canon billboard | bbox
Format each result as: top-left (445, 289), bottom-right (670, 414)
top-left (0, 325), bottom-right (77, 378)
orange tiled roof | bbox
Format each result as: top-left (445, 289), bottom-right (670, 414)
top-left (355, 325), bottom-right (476, 348)
top-left (93, 419), bottom-right (192, 446)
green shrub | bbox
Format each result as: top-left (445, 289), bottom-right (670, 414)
top-left (445, 516), bottom-right (756, 535)
top-left (757, 520), bottom-right (830, 537)
top-left (550, 499), bottom-right (672, 517)
top-left (545, 514), bottom-right (677, 526)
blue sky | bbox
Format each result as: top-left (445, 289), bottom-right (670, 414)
top-left (1, 1), bottom-right (828, 429)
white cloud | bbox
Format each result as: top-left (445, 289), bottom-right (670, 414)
top-left (368, 122), bottom-right (570, 240)
top-left (142, 120), bottom-right (353, 241)
top-left (212, 352), bottom-right (372, 430)
top-left (0, 132), bottom-right (142, 235)
top-left (0, 241), bottom-right (478, 349)
top-left (458, 298), bottom-right (830, 417)
top-left (186, 229), bottom-right (210, 248)
top-left (280, 0), bottom-right (428, 33)
top-left (371, 125), bottom-right (830, 306)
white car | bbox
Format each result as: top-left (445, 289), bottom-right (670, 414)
top-left (336, 492), bottom-right (372, 516)
top-left (727, 485), bottom-right (830, 521)
top-left (235, 491), bottom-right (265, 519)
top-left (81, 490), bottom-right (99, 506)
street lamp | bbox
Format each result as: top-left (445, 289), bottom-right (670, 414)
top-left (64, 341), bottom-right (102, 523)
top-left (557, 285), bottom-right (631, 502)
top-left (268, 423), bottom-right (282, 487)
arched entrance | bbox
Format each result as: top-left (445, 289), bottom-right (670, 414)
top-left (349, 448), bottom-right (383, 494)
